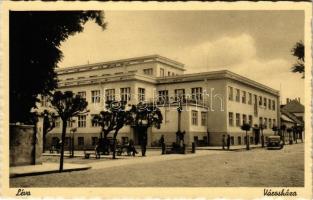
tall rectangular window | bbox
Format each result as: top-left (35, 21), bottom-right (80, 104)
top-left (65, 137), bottom-right (70, 146)
top-left (238, 136), bottom-right (242, 145)
top-left (272, 100), bottom-right (276, 110)
top-left (105, 89), bottom-right (115, 101)
top-left (78, 137), bottom-right (84, 146)
top-left (192, 110), bottom-right (198, 125)
top-left (175, 89), bottom-right (185, 101)
top-left (67, 118), bottom-right (74, 128)
top-left (138, 88), bottom-right (145, 101)
top-left (191, 87), bottom-right (203, 101)
top-left (259, 117), bottom-right (263, 125)
top-left (254, 94), bottom-right (257, 105)
top-left (143, 68), bottom-right (153, 75)
top-left (273, 119), bottom-right (276, 126)
top-left (264, 97), bottom-right (267, 108)
top-left (229, 112), bottom-right (234, 126)
top-left (91, 90), bottom-right (100, 103)
top-left (228, 86), bottom-right (233, 101)
top-left (78, 115), bottom-right (86, 128)
top-left (91, 137), bottom-right (98, 146)
top-left (259, 96), bottom-right (263, 106)
top-left (248, 115), bottom-right (253, 126)
top-left (201, 112), bottom-right (207, 126)
top-left (268, 99), bottom-right (271, 110)
top-left (248, 93), bottom-right (252, 105)
top-left (269, 118), bottom-right (272, 128)
top-left (160, 68), bottom-right (164, 77)
top-left (236, 113), bottom-right (241, 127)
top-left (78, 91), bottom-right (86, 99)
top-left (158, 90), bottom-right (169, 103)
top-left (264, 118), bottom-right (268, 128)
top-left (235, 89), bottom-right (240, 102)
top-left (120, 87), bottom-right (131, 102)
top-left (91, 115), bottom-right (99, 127)
top-left (41, 95), bottom-right (49, 107)
top-left (168, 71), bottom-right (171, 76)
top-left (242, 91), bottom-right (246, 103)
top-left (242, 114), bottom-right (247, 124)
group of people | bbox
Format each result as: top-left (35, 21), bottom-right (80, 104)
top-left (222, 134), bottom-right (231, 150)
top-left (94, 138), bottom-right (139, 157)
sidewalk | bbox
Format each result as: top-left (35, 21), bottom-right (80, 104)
top-left (10, 162), bottom-right (91, 178)
top-left (197, 144), bottom-right (263, 151)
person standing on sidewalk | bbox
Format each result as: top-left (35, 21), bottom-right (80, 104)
top-left (227, 134), bottom-right (231, 150)
top-left (222, 135), bottom-right (226, 150)
top-left (159, 135), bottom-right (165, 154)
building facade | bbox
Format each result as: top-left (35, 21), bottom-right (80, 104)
top-left (43, 55), bottom-right (280, 149)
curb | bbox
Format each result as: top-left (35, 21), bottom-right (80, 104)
top-left (10, 166), bottom-right (91, 178)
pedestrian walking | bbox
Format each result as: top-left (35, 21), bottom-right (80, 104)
top-left (95, 141), bottom-right (100, 159)
top-left (159, 135), bottom-right (165, 154)
top-left (227, 134), bottom-right (231, 150)
top-left (222, 135), bottom-right (226, 150)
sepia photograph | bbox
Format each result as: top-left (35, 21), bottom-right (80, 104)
top-left (2, 1), bottom-right (312, 199)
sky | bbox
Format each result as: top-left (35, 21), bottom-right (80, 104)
top-left (59, 10), bottom-right (304, 104)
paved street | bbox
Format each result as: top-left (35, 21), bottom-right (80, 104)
top-left (10, 143), bottom-right (304, 187)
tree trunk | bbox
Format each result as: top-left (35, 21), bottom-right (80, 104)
top-left (112, 130), bottom-right (118, 159)
top-left (42, 128), bottom-right (47, 153)
top-left (59, 120), bottom-right (67, 172)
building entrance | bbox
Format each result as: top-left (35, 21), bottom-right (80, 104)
top-left (133, 126), bottom-right (148, 145)
top-left (254, 128), bottom-right (260, 145)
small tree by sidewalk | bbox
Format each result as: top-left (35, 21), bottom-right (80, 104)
top-left (241, 123), bottom-right (251, 150)
top-left (128, 102), bottom-right (163, 156)
top-left (50, 91), bottom-right (88, 172)
top-left (93, 101), bottom-right (132, 159)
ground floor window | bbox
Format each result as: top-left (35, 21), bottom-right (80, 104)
top-left (78, 137), bottom-right (84, 146)
top-left (52, 137), bottom-right (59, 146)
top-left (64, 137), bottom-right (70, 146)
top-left (250, 137), bottom-right (254, 144)
top-left (238, 136), bottom-right (242, 145)
top-left (91, 137), bottom-right (98, 146)
top-left (230, 136), bottom-right (234, 145)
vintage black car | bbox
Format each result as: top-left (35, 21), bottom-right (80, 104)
top-left (266, 136), bottom-right (284, 150)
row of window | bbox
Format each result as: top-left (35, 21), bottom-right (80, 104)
top-left (143, 68), bottom-right (178, 77)
top-left (228, 86), bottom-right (276, 111)
top-left (77, 87), bottom-right (144, 103)
top-left (52, 136), bottom-right (98, 146)
top-left (226, 136), bottom-right (253, 145)
top-left (158, 87), bottom-right (203, 102)
top-left (228, 112), bottom-right (276, 128)
top-left (74, 87), bottom-right (203, 105)
top-left (191, 111), bottom-right (207, 126)
top-left (55, 115), bottom-right (100, 128)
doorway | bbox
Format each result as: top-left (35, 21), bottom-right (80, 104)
top-left (133, 126), bottom-right (148, 145)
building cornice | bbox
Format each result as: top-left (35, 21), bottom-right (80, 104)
top-left (157, 70), bottom-right (279, 96)
top-left (56, 55), bottom-right (185, 75)
top-left (58, 72), bottom-right (157, 88)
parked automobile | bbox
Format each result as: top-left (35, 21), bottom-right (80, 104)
top-left (266, 135), bottom-right (284, 150)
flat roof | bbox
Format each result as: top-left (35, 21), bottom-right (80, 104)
top-left (157, 70), bottom-right (280, 96)
top-left (56, 55), bottom-right (185, 74)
